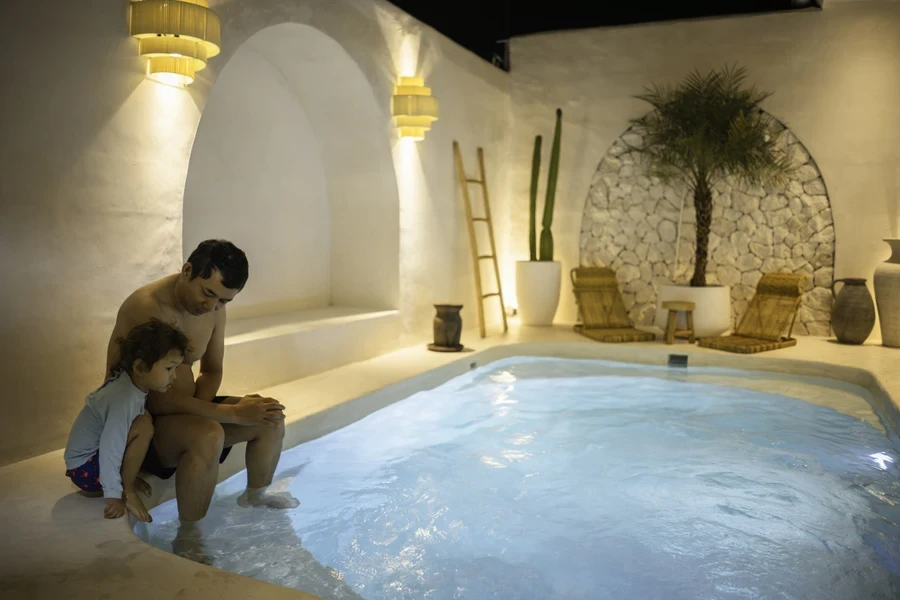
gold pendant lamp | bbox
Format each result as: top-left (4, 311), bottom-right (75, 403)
top-left (128, 0), bottom-right (222, 86)
top-left (391, 77), bottom-right (439, 141)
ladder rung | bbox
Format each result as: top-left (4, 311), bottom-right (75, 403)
top-left (478, 255), bottom-right (494, 260)
top-left (482, 292), bottom-right (500, 298)
top-left (472, 217), bottom-right (489, 222)
top-left (466, 178), bottom-right (484, 185)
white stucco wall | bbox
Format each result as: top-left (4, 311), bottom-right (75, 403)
top-left (0, 0), bottom-right (511, 466)
top-left (183, 47), bottom-right (332, 315)
top-left (506, 1), bottom-right (900, 327)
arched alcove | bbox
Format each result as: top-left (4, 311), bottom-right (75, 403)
top-left (183, 22), bottom-right (400, 318)
top-left (182, 23), bottom-right (402, 393)
top-left (579, 117), bottom-right (835, 336)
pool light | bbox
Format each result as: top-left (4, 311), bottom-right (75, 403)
top-left (391, 77), bottom-right (439, 141)
top-left (128, 0), bottom-right (222, 87)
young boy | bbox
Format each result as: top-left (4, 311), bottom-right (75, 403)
top-left (64, 318), bottom-right (189, 522)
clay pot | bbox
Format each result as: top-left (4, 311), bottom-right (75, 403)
top-left (429, 304), bottom-right (463, 351)
top-left (831, 278), bottom-right (875, 345)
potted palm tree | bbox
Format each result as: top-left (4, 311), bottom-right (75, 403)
top-left (629, 65), bottom-right (793, 337)
top-left (516, 108), bottom-right (563, 325)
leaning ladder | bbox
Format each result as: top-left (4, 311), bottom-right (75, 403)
top-left (452, 141), bottom-right (509, 338)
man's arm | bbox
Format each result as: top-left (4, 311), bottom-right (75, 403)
top-left (105, 302), bottom-right (132, 379)
top-left (146, 387), bottom-right (238, 423)
top-left (194, 307), bottom-right (225, 402)
top-left (147, 386), bottom-right (285, 426)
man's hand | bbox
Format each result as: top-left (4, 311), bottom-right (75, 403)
top-left (231, 395), bottom-right (286, 426)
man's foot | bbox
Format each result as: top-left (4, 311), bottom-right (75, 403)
top-left (237, 486), bottom-right (300, 509)
top-left (173, 522), bottom-right (213, 565)
top-left (123, 489), bottom-right (152, 523)
top-left (134, 476), bottom-right (153, 497)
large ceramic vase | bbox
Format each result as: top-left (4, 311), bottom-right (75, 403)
top-left (831, 278), bottom-right (875, 345)
top-left (655, 284), bottom-right (732, 338)
top-left (874, 238), bottom-right (900, 347)
top-left (428, 304), bottom-right (463, 352)
top-left (516, 260), bottom-right (561, 326)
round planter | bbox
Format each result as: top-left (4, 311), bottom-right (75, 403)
top-left (516, 260), bottom-right (562, 326)
top-left (873, 238), bottom-right (900, 347)
top-left (831, 278), bottom-right (875, 345)
top-left (655, 284), bottom-right (732, 338)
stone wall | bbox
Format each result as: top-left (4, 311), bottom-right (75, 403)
top-left (579, 120), bottom-right (835, 336)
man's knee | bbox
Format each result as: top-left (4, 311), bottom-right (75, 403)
top-left (130, 413), bottom-right (154, 439)
top-left (263, 416), bottom-right (285, 440)
top-left (188, 420), bottom-right (225, 461)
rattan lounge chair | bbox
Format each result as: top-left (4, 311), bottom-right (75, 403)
top-left (571, 267), bottom-right (656, 343)
top-left (697, 272), bottom-right (807, 354)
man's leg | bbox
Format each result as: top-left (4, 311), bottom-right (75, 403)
top-left (219, 396), bottom-right (298, 509)
top-left (150, 415), bottom-right (225, 522)
top-left (120, 413), bottom-right (153, 522)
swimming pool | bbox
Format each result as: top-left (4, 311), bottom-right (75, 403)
top-left (137, 356), bottom-right (900, 599)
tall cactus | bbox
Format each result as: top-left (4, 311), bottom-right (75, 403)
top-left (539, 108), bottom-right (563, 261)
top-left (528, 135), bottom-right (542, 261)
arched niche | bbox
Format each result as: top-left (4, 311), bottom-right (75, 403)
top-left (183, 23), bottom-right (400, 319)
top-left (579, 117), bottom-right (835, 336)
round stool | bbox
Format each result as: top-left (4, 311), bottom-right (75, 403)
top-left (662, 301), bottom-right (696, 345)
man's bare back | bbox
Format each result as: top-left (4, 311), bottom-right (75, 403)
top-left (104, 240), bottom-right (298, 560)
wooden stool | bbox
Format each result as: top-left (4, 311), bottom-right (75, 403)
top-left (662, 301), bottom-right (696, 345)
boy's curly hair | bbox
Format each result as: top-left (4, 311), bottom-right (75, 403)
top-left (112, 318), bottom-right (190, 375)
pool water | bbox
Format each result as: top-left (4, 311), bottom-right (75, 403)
top-left (137, 357), bottom-right (900, 599)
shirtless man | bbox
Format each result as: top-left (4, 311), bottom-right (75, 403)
top-left (106, 239), bottom-right (299, 559)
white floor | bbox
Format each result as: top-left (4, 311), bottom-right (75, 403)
top-left (2, 321), bottom-right (899, 600)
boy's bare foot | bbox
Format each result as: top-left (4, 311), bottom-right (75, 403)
top-left (123, 489), bottom-right (153, 523)
top-left (237, 486), bottom-right (300, 509)
top-left (173, 521), bottom-right (213, 565)
top-left (134, 476), bottom-right (152, 497)
top-left (104, 498), bottom-right (126, 519)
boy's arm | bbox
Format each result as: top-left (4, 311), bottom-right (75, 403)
top-left (97, 400), bottom-right (142, 499)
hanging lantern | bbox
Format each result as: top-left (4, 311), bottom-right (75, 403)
top-left (128, 0), bottom-right (222, 86)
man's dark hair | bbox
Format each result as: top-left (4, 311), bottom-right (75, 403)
top-left (185, 239), bottom-right (249, 291)
top-left (112, 318), bottom-right (190, 375)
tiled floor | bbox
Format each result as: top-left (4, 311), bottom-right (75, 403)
top-left (2, 322), bottom-right (898, 600)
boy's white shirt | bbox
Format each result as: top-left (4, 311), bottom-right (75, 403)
top-left (63, 371), bottom-right (147, 498)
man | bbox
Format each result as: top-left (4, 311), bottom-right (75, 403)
top-left (105, 240), bottom-right (299, 559)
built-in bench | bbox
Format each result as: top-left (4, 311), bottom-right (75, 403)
top-left (216, 306), bottom-right (403, 394)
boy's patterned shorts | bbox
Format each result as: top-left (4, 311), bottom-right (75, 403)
top-left (65, 452), bottom-right (102, 493)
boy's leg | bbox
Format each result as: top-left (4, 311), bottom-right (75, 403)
top-left (121, 413), bottom-right (154, 522)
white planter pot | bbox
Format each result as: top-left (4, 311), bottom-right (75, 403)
top-left (873, 238), bottom-right (900, 347)
top-left (655, 284), bottom-right (732, 338)
top-left (516, 260), bottom-right (561, 326)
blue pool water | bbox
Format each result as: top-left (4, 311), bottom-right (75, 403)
top-left (139, 357), bottom-right (900, 599)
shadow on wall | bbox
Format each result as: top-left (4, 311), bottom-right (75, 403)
top-left (183, 23), bottom-right (401, 320)
top-left (579, 115), bottom-right (835, 336)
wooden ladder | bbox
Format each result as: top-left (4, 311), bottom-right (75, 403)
top-left (452, 141), bottom-right (509, 338)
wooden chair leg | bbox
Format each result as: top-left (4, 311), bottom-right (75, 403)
top-left (665, 309), bottom-right (677, 345)
top-left (686, 310), bottom-right (695, 343)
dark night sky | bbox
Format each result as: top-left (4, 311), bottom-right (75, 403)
top-left (384, 0), bottom-right (822, 69)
